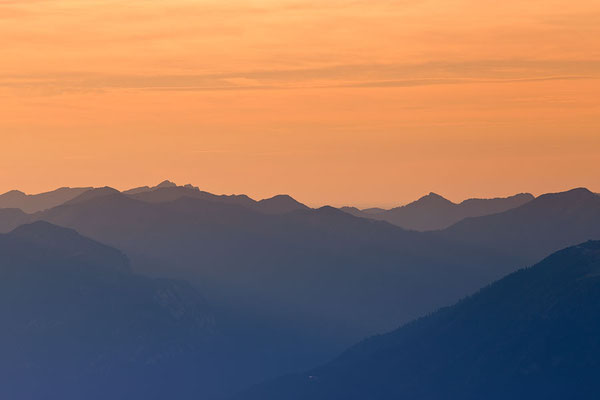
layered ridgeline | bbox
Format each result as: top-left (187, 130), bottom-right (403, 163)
top-left (0, 184), bottom-right (526, 393)
top-left (0, 180), bottom-right (309, 216)
top-left (237, 240), bottom-right (600, 400)
top-left (0, 221), bottom-right (216, 400)
top-left (0, 185), bottom-right (598, 396)
top-left (0, 186), bottom-right (518, 339)
top-left (341, 192), bottom-right (534, 231)
top-left (0, 187), bottom-right (92, 213)
top-left (438, 188), bottom-right (600, 264)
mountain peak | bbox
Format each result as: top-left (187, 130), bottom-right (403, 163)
top-left (9, 221), bottom-right (131, 273)
top-left (64, 187), bottom-right (121, 205)
top-left (11, 220), bottom-right (72, 236)
top-left (269, 194), bottom-right (294, 201)
top-left (257, 194), bottom-right (309, 214)
top-left (0, 190), bottom-right (27, 202)
top-left (412, 192), bottom-right (453, 206)
top-left (314, 205), bottom-right (347, 216)
top-left (532, 187), bottom-right (596, 207)
top-left (0, 187), bottom-right (94, 213)
top-left (156, 180), bottom-right (177, 189)
top-left (1, 189), bottom-right (26, 196)
top-left (565, 187), bottom-right (594, 197)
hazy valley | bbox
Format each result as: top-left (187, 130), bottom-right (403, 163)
top-left (1, 182), bottom-right (599, 398)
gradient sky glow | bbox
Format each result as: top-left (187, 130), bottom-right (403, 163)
top-left (1, 0), bottom-right (599, 207)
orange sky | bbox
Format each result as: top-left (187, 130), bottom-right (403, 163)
top-left (1, 0), bottom-right (599, 207)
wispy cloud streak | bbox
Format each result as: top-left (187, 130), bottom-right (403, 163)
top-left (1, 60), bottom-right (598, 93)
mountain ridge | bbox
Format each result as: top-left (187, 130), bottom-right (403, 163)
top-left (0, 221), bottom-right (216, 400)
top-left (0, 187), bottom-right (93, 213)
top-left (0, 181), bottom-right (310, 217)
top-left (341, 192), bottom-right (534, 231)
top-left (236, 240), bottom-right (600, 400)
top-left (439, 187), bottom-right (600, 264)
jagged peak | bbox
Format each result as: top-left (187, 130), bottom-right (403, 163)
top-left (156, 180), bottom-right (177, 188)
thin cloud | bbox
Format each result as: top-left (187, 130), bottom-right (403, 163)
top-left (1, 60), bottom-right (598, 94)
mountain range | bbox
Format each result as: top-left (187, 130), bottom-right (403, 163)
top-left (237, 240), bottom-right (600, 400)
top-left (0, 187), bottom-right (92, 213)
top-left (0, 183), bottom-right (599, 397)
top-left (0, 187), bottom-right (518, 339)
top-left (341, 192), bottom-right (534, 231)
top-left (438, 188), bottom-right (600, 263)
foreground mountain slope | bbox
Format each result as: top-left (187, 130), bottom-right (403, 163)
top-left (0, 221), bottom-right (215, 400)
top-left (342, 192), bottom-right (533, 231)
top-left (0, 187), bottom-right (92, 213)
top-left (440, 188), bottom-right (600, 264)
top-left (238, 240), bottom-right (600, 400)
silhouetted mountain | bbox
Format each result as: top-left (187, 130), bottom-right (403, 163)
top-left (340, 206), bottom-right (385, 217)
top-left (63, 186), bottom-right (121, 205)
top-left (124, 179), bottom-right (180, 194)
top-left (362, 207), bottom-right (387, 215)
top-left (130, 185), bottom-right (255, 207)
top-left (0, 208), bottom-right (29, 232)
top-left (123, 185), bottom-right (152, 194)
top-left (129, 186), bottom-right (308, 214)
top-left (0, 187), bottom-right (92, 213)
top-left (0, 181), bottom-right (309, 218)
top-left (238, 240), bottom-right (600, 400)
top-left (440, 188), bottom-right (600, 264)
top-left (342, 192), bottom-right (534, 231)
top-left (29, 192), bottom-right (509, 338)
top-left (255, 194), bottom-right (309, 214)
top-left (156, 179), bottom-right (178, 188)
top-left (0, 187), bottom-right (597, 396)
top-left (0, 221), bottom-right (215, 400)
top-left (0, 191), bottom-right (515, 391)
top-left (10, 221), bottom-right (130, 272)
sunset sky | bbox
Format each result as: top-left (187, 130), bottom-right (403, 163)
top-left (1, 0), bottom-right (599, 207)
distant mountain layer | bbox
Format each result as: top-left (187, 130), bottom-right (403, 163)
top-left (0, 221), bottom-right (215, 400)
top-left (123, 179), bottom-right (179, 194)
top-left (0, 208), bottom-right (29, 232)
top-left (128, 186), bottom-right (309, 214)
top-left (123, 180), bottom-right (309, 214)
top-left (438, 188), bottom-right (600, 264)
top-left (0, 181), bottom-right (309, 215)
top-left (342, 192), bottom-right (534, 231)
top-left (0, 187), bottom-right (92, 213)
top-left (237, 240), bottom-right (600, 400)
top-left (0, 188), bottom-right (598, 347)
